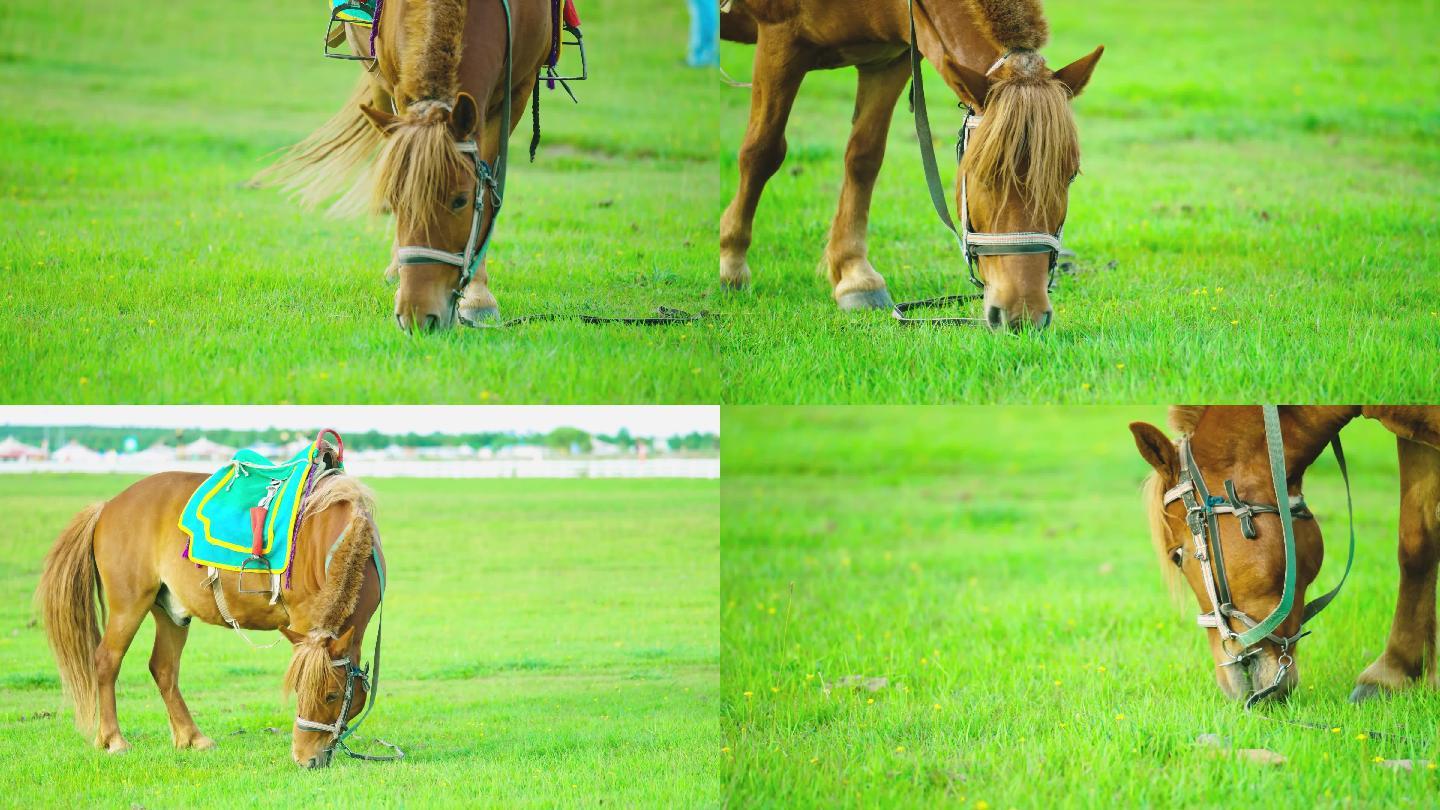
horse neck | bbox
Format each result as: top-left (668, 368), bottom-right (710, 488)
top-left (1191, 406), bottom-right (1359, 493)
top-left (914, 0), bottom-right (1002, 74)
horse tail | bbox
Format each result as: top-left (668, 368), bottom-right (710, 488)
top-left (35, 502), bottom-right (106, 733)
top-left (250, 74), bottom-right (385, 217)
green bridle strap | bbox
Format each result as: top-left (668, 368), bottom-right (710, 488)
top-left (1236, 405), bottom-right (1297, 648)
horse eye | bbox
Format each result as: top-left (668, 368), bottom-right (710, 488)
top-left (450, 195), bottom-right (469, 211)
top-left (1169, 547), bottom-right (1184, 569)
top-left (325, 692), bottom-right (340, 703)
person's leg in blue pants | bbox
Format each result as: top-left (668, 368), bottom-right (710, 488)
top-left (686, 0), bottom-right (718, 67)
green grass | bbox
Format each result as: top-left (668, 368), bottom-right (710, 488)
top-left (717, 1), bottom-right (1439, 403)
top-left (0, 475), bottom-right (718, 806)
top-left (722, 407), bottom-right (1440, 806)
top-left (0, 0), bottom-right (720, 403)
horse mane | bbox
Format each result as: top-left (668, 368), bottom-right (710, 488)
top-left (302, 473), bottom-right (376, 521)
top-left (959, 0), bottom-right (1049, 51)
top-left (1142, 470), bottom-right (1185, 602)
top-left (961, 54), bottom-right (1078, 218)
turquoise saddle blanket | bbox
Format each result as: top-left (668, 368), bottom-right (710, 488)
top-left (179, 443), bottom-right (329, 575)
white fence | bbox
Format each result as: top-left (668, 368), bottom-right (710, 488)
top-left (0, 458), bottom-right (719, 479)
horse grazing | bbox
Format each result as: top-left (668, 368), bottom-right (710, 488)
top-left (721, 0), bottom-right (1101, 329)
top-left (1131, 405), bottom-right (1440, 705)
top-left (35, 466), bottom-right (387, 768)
top-left (259, 0), bottom-right (553, 332)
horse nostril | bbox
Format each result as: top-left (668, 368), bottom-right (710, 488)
top-left (1039, 310), bottom-right (1053, 330)
top-left (395, 313), bottom-right (410, 334)
top-left (424, 314), bottom-right (438, 332)
top-left (985, 305), bottom-right (1003, 329)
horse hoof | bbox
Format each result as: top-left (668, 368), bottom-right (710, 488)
top-left (188, 735), bottom-right (218, 751)
top-left (1349, 683), bottom-right (1383, 703)
top-left (719, 256), bottom-right (751, 289)
top-left (104, 741), bottom-right (130, 755)
top-left (837, 288), bottom-right (895, 311)
top-left (460, 306), bottom-right (501, 326)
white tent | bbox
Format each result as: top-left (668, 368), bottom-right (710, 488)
top-left (176, 437), bottom-right (235, 461)
top-left (52, 440), bottom-right (102, 463)
top-left (0, 436), bottom-right (46, 461)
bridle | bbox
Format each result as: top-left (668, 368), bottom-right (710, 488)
top-left (392, 0), bottom-right (513, 306)
top-left (292, 544), bottom-right (403, 762)
top-left (895, 0), bottom-right (1068, 324)
top-left (1161, 405), bottom-right (1355, 708)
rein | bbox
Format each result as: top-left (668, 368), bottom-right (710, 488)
top-left (1164, 405), bottom-right (1356, 708)
top-left (894, 0), bottom-right (1068, 325)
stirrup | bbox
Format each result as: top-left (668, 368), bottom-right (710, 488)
top-left (237, 554), bottom-right (273, 594)
top-left (541, 25), bottom-right (587, 100)
top-left (325, 3), bottom-right (377, 62)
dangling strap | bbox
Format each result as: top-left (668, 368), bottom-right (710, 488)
top-left (1300, 436), bottom-right (1355, 622)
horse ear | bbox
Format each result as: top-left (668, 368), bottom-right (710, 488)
top-left (326, 626), bottom-right (356, 657)
top-left (359, 103), bottom-right (400, 137)
top-left (942, 55), bottom-right (991, 109)
top-left (1053, 45), bottom-right (1104, 98)
top-left (279, 626), bottom-right (305, 645)
top-left (449, 93), bottom-right (479, 141)
top-left (1130, 422), bottom-right (1178, 476)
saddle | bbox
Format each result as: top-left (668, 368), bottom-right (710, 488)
top-left (179, 430), bottom-right (344, 599)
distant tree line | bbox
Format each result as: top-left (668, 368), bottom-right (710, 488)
top-left (0, 425), bottom-right (719, 454)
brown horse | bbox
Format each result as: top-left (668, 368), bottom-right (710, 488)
top-left (1131, 406), bottom-right (1440, 704)
top-left (35, 468), bottom-right (386, 768)
top-left (720, 0), bottom-right (1101, 329)
top-left (259, 0), bottom-right (552, 331)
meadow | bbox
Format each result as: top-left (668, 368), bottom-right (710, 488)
top-left (0, 475), bottom-right (718, 806)
top-left (0, 0), bottom-right (719, 403)
top-left (717, 0), bottom-right (1438, 403)
top-left (722, 407), bottom-right (1440, 806)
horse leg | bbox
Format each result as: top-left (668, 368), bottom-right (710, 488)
top-left (1352, 437), bottom-right (1440, 702)
top-left (458, 82), bottom-right (534, 325)
top-left (93, 597), bottom-right (153, 752)
top-left (824, 57), bottom-right (908, 310)
top-left (147, 606), bottom-right (215, 750)
top-left (718, 29), bottom-right (810, 289)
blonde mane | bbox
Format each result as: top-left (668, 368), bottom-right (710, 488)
top-left (1142, 470), bottom-right (1184, 600)
top-left (962, 59), bottom-right (1079, 219)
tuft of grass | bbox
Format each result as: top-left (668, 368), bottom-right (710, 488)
top-left (716, 0), bottom-right (1438, 403)
top-left (723, 407), bottom-right (1440, 806)
top-left (0, 475), bottom-right (718, 806)
top-left (0, 0), bottom-right (720, 403)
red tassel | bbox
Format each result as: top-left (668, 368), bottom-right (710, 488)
top-left (563, 0), bottom-right (580, 29)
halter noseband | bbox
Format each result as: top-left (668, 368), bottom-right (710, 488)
top-left (1161, 405), bottom-right (1356, 707)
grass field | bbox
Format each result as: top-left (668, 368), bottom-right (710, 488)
top-left (0, 0), bottom-right (720, 403)
top-left (717, 1), bottom-right (1438, 403)
top-left (722, 407), bottom-right (1440, 806)
top-left (0, 475), bottom-right (718, 806)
